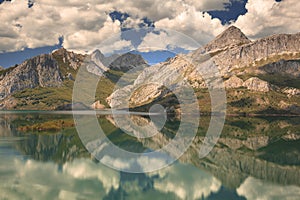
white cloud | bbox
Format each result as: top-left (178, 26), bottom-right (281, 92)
top-left (105, 0), bottom-right (233, 21)
top-left (63, 158), bottom-right (120, 193)
top-left (233, 0), bottom-right (300, 39)
top-left (137, 30), bottom-right (200, 52)
top-left (0, 0), bottom-right (118, 52)
top-left (237, 177), bottom-right (300, 200)
top-left (121, 17), bottom-right (145, 29)
top-left (98, 36), bottom-right (134, 55)
top-left (0, 157), bottom-right (119, 200)
top-left (0, 0), bottom-right (230, 53)
top-left (0, 0), bottom-right (299, 53)
top-left (152, 163), bottom-right (221, 199)
top-left (184, 0), bottom-right (232, 11)
top-left (101, 155), bottom-right (132, 170)
top-left (63, 16), bottom-right (125, 53)
top-left (154, 6), bottom-right (226, 47)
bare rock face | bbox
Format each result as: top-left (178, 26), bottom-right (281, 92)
top-left (219, 136), bottom-right (269, 150)
top-left (65, 72), bottom-right (74, 81)
top-left (279, 102), bottom-right (300, 115)
top-left (52, 48), bottom-right (83, 70)
top-left (224, 75), bottom-right (244, 89)
top-left (90, 100), bottom-right (105, 109)
top-left (203, 26), bottom-right (251, 53)
top-left (87, 50), bottom-right (149, 76)
top-left (0, 54), bottom-right (62, 99)
top-left (87, 50), bottom-right (110, 76)
top-left (107, 55), bottom-right (193, 108)
top-left (108, 27), bottom-right (300, 109)
top-left (0, 97), bottom-right (17, 109)
top-left (259, 59), bottom-right (300, 78)
top-left (90, 49), bottom-right (119, 67)
top-left (129, 83), bottom-right (164, 107)
top-left (212, 33), bottom-right (300, 75)
top-left (282, 87), bottom-right (300, 97)
top-left (243, 77), bottom-right (271, 92)
top-left (109, 53), bottom-right (149, 72)
top-left (282, 132), bottom-right (300, 141)
top-left (224, 76), bottom-right (272, 92)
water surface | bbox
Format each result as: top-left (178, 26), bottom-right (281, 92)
top-left (0, 112), bottom-right (299, 200)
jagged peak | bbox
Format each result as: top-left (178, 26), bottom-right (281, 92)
top-left (109, 52), bottom-right (148, 69)
top-left (215, 26), bottom-right (249, 41)
top-left (204, 26), bottom-right (251, 53)
top-left (118, 52), bottom-right (144, 60)
top-left (91, 49), bottom-right (104, 56)
top-left (52, 47), bottom-right (84, 57)
top-left (221, 26), bottom-right (245, 35)
top-left (52, 47), bottom-right (68, 54)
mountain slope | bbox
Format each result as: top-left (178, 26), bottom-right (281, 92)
top-left (0, 26), bottom-right (299, 113)
top-left (203, 26), bottom-right (251, 53)
top-left (0, 48), bottom-right (149, 110)
top-left (108, 26), bottom-right (300, 115)
top-left (0, 54), bottom-right (63, 100)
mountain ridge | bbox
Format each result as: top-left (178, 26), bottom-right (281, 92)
top-left (0, 48), bottom-right (148, 110)
top-left (203, 26), bottom-right (251, 53)
top-left (108, 27), bottom-right (300, 115)
top-left (0, 26), bottom-right (299, 114)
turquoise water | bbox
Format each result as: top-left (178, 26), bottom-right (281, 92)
top-left (0, 113), bottom-right (299, 200)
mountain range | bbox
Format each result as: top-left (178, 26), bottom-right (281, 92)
top-left (0, 26), bottom-right (299, 115)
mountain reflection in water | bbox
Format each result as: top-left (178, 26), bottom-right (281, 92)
top-left (0, 113), bottom-right (299, 200)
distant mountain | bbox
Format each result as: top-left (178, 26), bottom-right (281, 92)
top-left (87, 49), bottom-right (116, 76)
top-left (87, 50), bottom-right (148, 76)
top-left (109, 52), bottom-right (148, 71)
top-left (108, 26), bottom-right (300, 115)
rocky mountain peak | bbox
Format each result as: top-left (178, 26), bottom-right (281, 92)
top-left (87, 51), bottom-right (149, 76)
top-left (52, 47), bottom-right (84, 70)
top-left (109, 53), bottom-right (148, 71)
top-left (204, 26), bottom-right (251, 53)
top-left (91, 49), bottom-right (105, 62)
top-left (52, 47), bottom-right (68, 55)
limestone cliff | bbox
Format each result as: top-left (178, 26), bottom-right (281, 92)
top-left (203, 26), bottom-right (251, 53)
top-left (108, 26), bottom-right (300, 114)
top-left (0, 54), bottom-right (62, 100)
top-left (0, 47), bottom-right (149, 110)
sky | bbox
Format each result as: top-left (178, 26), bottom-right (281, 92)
top-left (0, 0), bottom-right (298, 68)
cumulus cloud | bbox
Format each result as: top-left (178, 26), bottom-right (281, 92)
top-left (98, 154), bottom-right (170, 173)
top-left (0, 0), bottom-right (299, 53)
top-left (152, 163), bottom-right (221, 199)
top-left (0, 0), bottom-right (124, 53)
top-left (233, 0), bottom-right (300, 39)
top-left (137, 29), bottom-right (200, 52)
top-left (63, 16), bottom-right (125, 53)
top-left (154, 6), bottom-right (226, 46)
top-left (184, 0), bottom-right (233, 11)
top-left (63, 159), bottom-right (120, 193)
top-left (0, 0), bottom-right (229, 53)
top-left (105, 0), bottom-right (233, 21)
top-left (97, 36), bottom-right (134, 55)
top-left (237, 177), bottom-right (300, 200)
top-left (0, 157), bottom-right (119, 200)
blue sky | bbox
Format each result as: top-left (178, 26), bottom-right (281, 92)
top-left (0, 0), bottom-right (297, 68)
